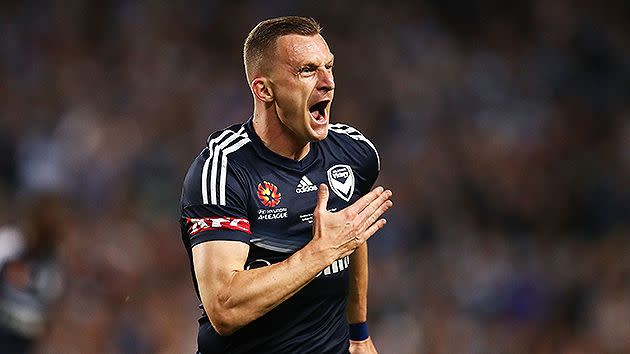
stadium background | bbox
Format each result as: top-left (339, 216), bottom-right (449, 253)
top-left (0, 0), bottom-right (629, 353)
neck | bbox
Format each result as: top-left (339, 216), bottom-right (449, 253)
top-left (252, 103), bottom-right (310, 161)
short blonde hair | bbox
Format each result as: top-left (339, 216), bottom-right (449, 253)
top-left (243, 16), bottom-right (321, 82)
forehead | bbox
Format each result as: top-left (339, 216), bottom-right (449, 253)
top-left (274, 34), bottom-right (333, 66)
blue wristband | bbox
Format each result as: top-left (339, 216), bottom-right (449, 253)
top-left (349, 322), bottom-right (369, 341)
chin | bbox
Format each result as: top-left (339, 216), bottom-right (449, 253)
top-left (311, 128), bottom-right (329, 141)
top-left (308, 122), bottom-right (329, 142)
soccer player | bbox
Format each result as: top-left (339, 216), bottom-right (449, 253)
top-left (179, 16), bottom-right (393, 354)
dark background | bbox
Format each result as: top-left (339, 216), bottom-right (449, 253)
top-left (0, 0), bottom-right (629, 353)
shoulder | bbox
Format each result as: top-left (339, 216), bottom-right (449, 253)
top-left (181, 123), bottom-right (252, 207)
top-left (327, 122), bottom-right (380, 171)
top-left (205, 123), bottom-right (251, 158)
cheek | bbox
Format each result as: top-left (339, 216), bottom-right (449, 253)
top-left (278, 87), bottom-right (308, 110)
top-left (279, 93), bottom-right (302, 113)
top-left (275, 80), bottom-right (298, 99)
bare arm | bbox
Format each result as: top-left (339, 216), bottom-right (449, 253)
top-left (193, 185), bottom-right (393, 335)
top-left (347, 243), bottom-right (368, 323)
top-left (347, 243), bottom-right (380, 353)
top-left (192, 239), bottom-right (330, 335)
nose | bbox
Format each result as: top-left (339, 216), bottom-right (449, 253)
top-left (317, 68), bottom-right (335, 92)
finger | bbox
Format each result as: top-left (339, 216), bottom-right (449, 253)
top-left (354, 190), bottom-right (392, 228)
top-left (362, 199), bottom-right (393, 232)
top-left (345, 186), bottom-right (384, 216)
top-left (361, 218), bottom-right (387, 241)
top-left (314, 184), bottom-right (329, 214)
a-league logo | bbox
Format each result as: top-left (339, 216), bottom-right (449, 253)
top-left (257, 181), bottom-right (282, 207)
top-left (327, 164), bottom-right (355, 202)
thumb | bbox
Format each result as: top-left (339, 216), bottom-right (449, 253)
top-left (315, 184), bottom-right (329, 214)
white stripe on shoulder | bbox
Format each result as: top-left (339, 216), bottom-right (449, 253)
top-left (202, 130), bottom-right (233, 204)
top-left (210, 127), bottom-right (250, 204)
top-left (211, 129), bottom-right (242, 204)
top-left (201, 156), bottom-right (212, 204)
top-left (202, 126), bottom-right (249, 204)
top-left (219, 137), bottom-right (251, 205)
top-left (329, 123), bottom-right (381, 171)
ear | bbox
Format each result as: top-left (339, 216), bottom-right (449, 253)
top-left (251, 78), bottom-right (274, 103)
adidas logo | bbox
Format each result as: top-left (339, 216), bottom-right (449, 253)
top-left (295, 176), bottom-right (318, 194)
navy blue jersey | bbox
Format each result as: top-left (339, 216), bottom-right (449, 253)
top-left (179, 118), bottom-right (379, 354)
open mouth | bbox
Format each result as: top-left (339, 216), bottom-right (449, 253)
top-left (309, 100), bottom-right (329, 122)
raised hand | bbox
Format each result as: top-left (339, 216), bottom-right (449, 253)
top-left (311, 184), bottom-right (393, 261)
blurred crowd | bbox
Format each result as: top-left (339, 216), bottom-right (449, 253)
top-left (0, 0), bottom-right (629, 353)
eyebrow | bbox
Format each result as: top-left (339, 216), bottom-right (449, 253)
top-left (297, 53), bottom-right (335, 68)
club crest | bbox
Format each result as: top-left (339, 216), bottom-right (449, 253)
top-left (327, 164), bottom-right (355, 202)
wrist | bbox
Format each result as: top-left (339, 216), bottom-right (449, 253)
top-left (303, 240), bottom-right (338, 266)
top-left (349, 321), bottom-right (369, 341)
top-left (295, 241), bottom-right (336, 275)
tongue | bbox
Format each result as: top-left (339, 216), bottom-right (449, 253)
top-left (310, 110), bottom-right (321, 120)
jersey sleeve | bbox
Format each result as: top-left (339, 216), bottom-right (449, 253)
top-left (180, 148), bottom-right (251, 248)
top-left (359, 139), bottom-right (379, 192)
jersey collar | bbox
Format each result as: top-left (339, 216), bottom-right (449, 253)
top-left (244, 118), bottom-right (319, 171)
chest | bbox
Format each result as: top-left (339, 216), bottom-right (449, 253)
top-left (242, 160), bottom-right (362, 253)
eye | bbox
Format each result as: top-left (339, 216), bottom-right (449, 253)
top-left (299, 65), bottom-right (317, 74)
top-left (325, 63), bottom-right (334, 70)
